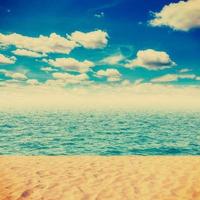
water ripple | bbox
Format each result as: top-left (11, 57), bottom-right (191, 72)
top-left (0, 111), bottom-right (200, 155)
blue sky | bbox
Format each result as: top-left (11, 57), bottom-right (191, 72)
top-left (0, 0), bottom-right (200, 89)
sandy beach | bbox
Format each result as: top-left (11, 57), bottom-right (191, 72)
top-left (0, 156), bottom-right (200, 200)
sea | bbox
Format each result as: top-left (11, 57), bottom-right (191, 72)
top-left (0, 110), bottom-right (200, 155)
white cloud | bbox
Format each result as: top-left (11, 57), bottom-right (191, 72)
top-left (26, 79), bottom-right (39, 85)
top-left (149, 0), bottom-right (200, 31)
top-left (41, 67), bottom-right (57, 72)
top-left (1, 82), bottom-right (200, 111)
top-left (0, 33), bottom-right (78, 54)
top-left (121, 80), bottom-right (131, 86)
top-left (125, 49), bottom-right (176, 70)
top-left (179, 68), bottom-right (191, 73)
top-left (51, 72), bottom-right (89, 84)
top-left (69, 30), bottom-right (108, 49)
top-left (134, 78), bottom-right (144, 85)
top-left (94, 12), bottom-right (105, 18)
top-left (100, 53), bottom-right (125, 65)
top-left (179, 74), bottom-right (196, 79)
top-left (96, 68), bottom-right (121, 82)
top-left (12, 49), bottom-right (47, 58)
top-left (0, 54), bottom-right (16, 64)
top-left (0, 69), bottom-right (27, 80)
top-left (151, 74), bottom-right (178, 83)
top-left (0, 30), bottom-right (109, 55)
top-left (151, 73), bottom-right (196, 83)
top-left (44, 57), bottom-right (94, 73)
top-left (11, 73), bottom-right (27, 80)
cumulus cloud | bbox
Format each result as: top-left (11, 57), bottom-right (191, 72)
top-left (51, 72), bottom-right (89, 84)
top-left (100, 53), bottom-right (125, 65)
top-left (0, 30), bottom-right (109, 56)
top-left (121, 80), bottom-right (131, 86)
top-left (125, 49), bottom-right (176, 70)
top-left (151, 73), bottom-right (196, 83)
top-left (0, 54), bottom-right (16, 64)
top-left (44, 57), bottom-right (94, 73)
top-left (69, 30), bottom-right (108, 49)
top-left (96, 68), bottom-right (121, 82)
top-left (26, 79), bottom-right (39, 85)
top-left (0, 69), bottom-right (27, 80)
top-left (12, 49), bottom-right (47, 58)
top-left (149, 0), bottom-right (200, 31)
top-left (0, 33), bottom-right (78, 54)
top-left (41, 66), bottom-right (57, 72)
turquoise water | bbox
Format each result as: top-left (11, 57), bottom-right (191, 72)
top-left (0, 110), bottom-right (200, 155)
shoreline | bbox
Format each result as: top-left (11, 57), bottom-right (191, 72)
top-left (1, 156), bottom-right (200, 200)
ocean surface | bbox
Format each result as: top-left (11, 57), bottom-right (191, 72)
top-left (0, 110), bottom-right (200, 155)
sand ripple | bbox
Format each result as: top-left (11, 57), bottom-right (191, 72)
top-left (0, 156), bottom-right (200, 200)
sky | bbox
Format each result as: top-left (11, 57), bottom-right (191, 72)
top-left (0, 0), bottom-right (200, 110)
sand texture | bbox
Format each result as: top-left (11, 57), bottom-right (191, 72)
top-left (0, 156), bottom-right (200, 200)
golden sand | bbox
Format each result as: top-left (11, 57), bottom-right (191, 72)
top-left (0, 156), bottom-right (200, 200)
